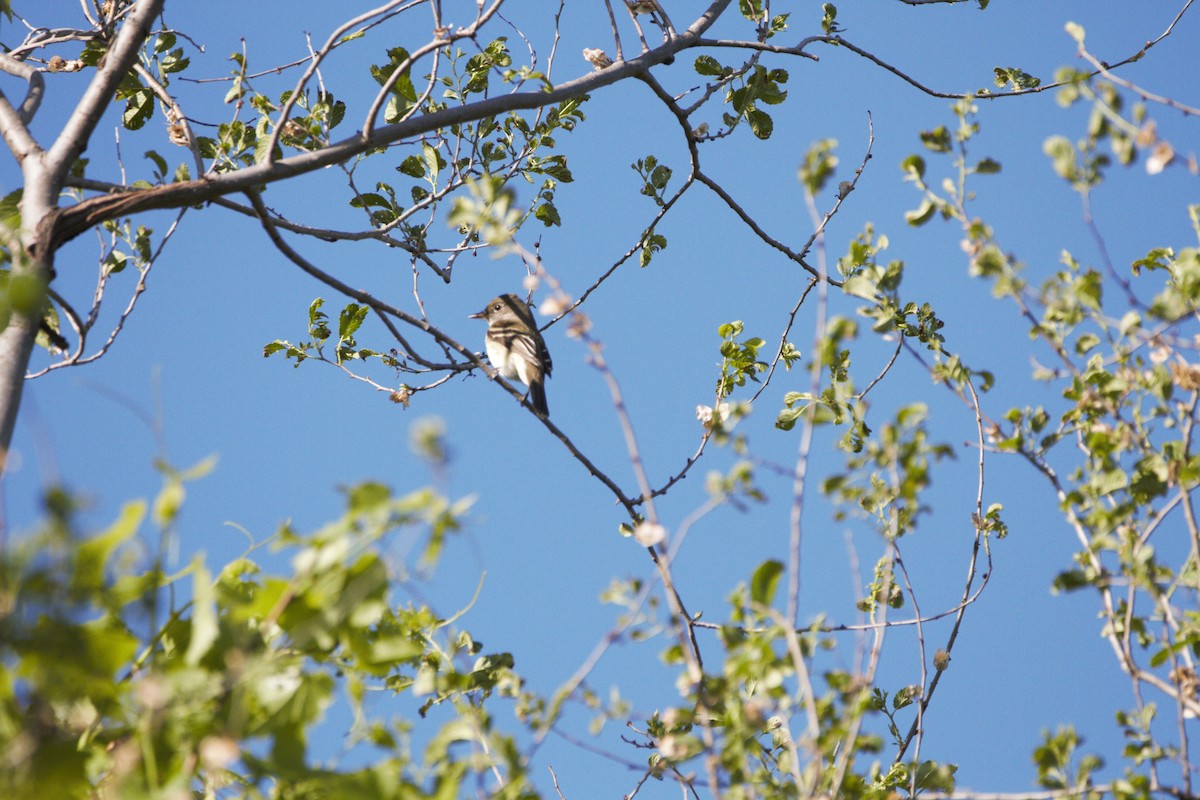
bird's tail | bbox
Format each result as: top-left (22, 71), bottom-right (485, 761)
top-left (529, 378), bottom-right (549, 418)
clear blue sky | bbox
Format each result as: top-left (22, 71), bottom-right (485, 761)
top-left (3, 0), bottom-right (1197, 793)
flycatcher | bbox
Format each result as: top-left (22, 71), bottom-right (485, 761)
top-left (469, 294), bottom-right (553, 417)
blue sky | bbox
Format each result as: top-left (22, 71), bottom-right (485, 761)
top-left (4, 0), bottom-right (1199, 793)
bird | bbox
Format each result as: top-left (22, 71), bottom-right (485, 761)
top-left (469, 294), bottom-right (553, 417)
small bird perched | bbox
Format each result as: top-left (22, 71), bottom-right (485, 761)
top-left (469, 294), bottom-right (553, 417)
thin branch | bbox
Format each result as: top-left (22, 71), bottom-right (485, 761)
top-left (785, 157), bottom-right (835, 629)
top-left (265, 0), bottom-right (415, 162)
top-left (0, 53), bottom-right (44, 160)
top-left (896, 374), bottom-right (994, 760)
top-left (1076, 32), bottom-right (1200, 117)
top-left (545, 174), bottom-right (697, 329)
top-left (44, 0), bottom-right (165, 177)
top-left (601, 0), bottom-right (626, 62)
top-left (130, 61), bottom-right (205, 176)
top-left (827, 0), bottom-right (1196, 102)
top-left (691, 569), bottom-right (992, 634)
top-left (751, 279), bottom-right (817, 403)
top-left (27, 209), bottom-right (187, 378)
top-left (0, 51), bottom-right (45, 124)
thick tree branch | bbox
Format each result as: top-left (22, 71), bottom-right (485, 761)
top-left (51, 0), bottom-right (734, 248)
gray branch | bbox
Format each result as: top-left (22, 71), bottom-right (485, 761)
top-left (0, 53), bottom-right (45, 161)
top-left (52, 0), bottom-right (734, 247)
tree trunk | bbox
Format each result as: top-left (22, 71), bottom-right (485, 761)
top-left (0, 0), bottom-right (164, 477)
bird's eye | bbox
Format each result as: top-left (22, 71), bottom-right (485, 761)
top-left (493, 304), bottom-right (501, 311)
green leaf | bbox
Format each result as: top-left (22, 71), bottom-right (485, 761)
top-left (122, 88), bottom-right (154, 130)
top-left (747, 108), bottom-right (773, 140)
top-left (534, 202), bottom-right (561, 226)
top-left (152, 477), bottom-right (184, 526)
top-left (750, 559), bottom-right (784, 606)
top-left (843, 272), bottom-right (880, 299)
top-left (975, 157), bottom-right (1002, 174)
top-left (339, 303), bottom-right (369, 340)
top-left (775, 405), bottom-right (804, 431)
top-left (185, 558), bottom-right (219, 666)
top-left (1043, 135), bottom-right (1077, 181)
top-left (0, 188), bottom-right (21, 230)
top-left (901, 154), bottom-right (926, 181)
top-left (422, 141), bottom-right (442, 183)
top-left (144, 150), bottom-right (168, 178)
top-left (920, 126), bottom-right (952, 153)
top-left (821, 3), bottom-right (842, 35)
top-left (73, 500), bottom-right (146, 592)
top-left (694, 55), bottom-right (726, 77)
top-left (398, 154), bottom-right (425, 178)
top-left (904, 198), bottom-right (937, 227)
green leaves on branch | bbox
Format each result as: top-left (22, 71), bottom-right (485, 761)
top-left (729, 65), bottom-right (788, 140)
top-left (859, 556), bottom-right (902, 614)
top-left (973, 503), bottom-right (1008, 539)
top-left (0, 467), bottom-right (501, 798)
top-left (264, 298), bottom-right (398, 372)
top-left (630, 156), bottom-right (674, 266)
top-left (441, 38), bottom-right (534, 103)
top-left (633, 155), bottom-right (673, 206)
top-left (774, 315), bottom-right (869, 452)
top-left (695, 57), bottom-right (789, 140)
top-left (1133, 236), bottom-right (1200, 321)
top-left (992, 66), bottom-right (1041, 91)
top-left (463, 38), bottom-right (512, 94)
top-left (738, 0), bottom-right (788, 34)
top-left (639, 230), bottom-right (667, 267)
top-left (197, 120), bottom-right (258, 171)
top-left (370, 46), bottom-right (419, 123)
top-left (1033, 726), bottom-right (1103, 793)
top-left (97, 32), bottom-right (193, 133)
top-left (715, 320), bottom-right (768, 399)
top-left (820, 4), bottom-right (844, 35)
top-left (274, 90), bottom-right (347, 152)
top-left (151, 32), bottom-right (190, 82)
top-left (901, 101), bottom-right (1000, 229)
top-left (822, 404), bottom-right (953, 537)
top-left (1043, 135), bottom-right (1109, 190)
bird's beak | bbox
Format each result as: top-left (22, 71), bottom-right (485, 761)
top-left (468, 309), bottom-right (486, 319)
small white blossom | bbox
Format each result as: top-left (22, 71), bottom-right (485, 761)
top-left (539, 296), bottom-right (569, 316)
top-left (1146, 141), bottom-right (1175, 175)
top-left (696, 402), bottom-right (732, 430)
top-left (633, 521), bottom-right (666, 547)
